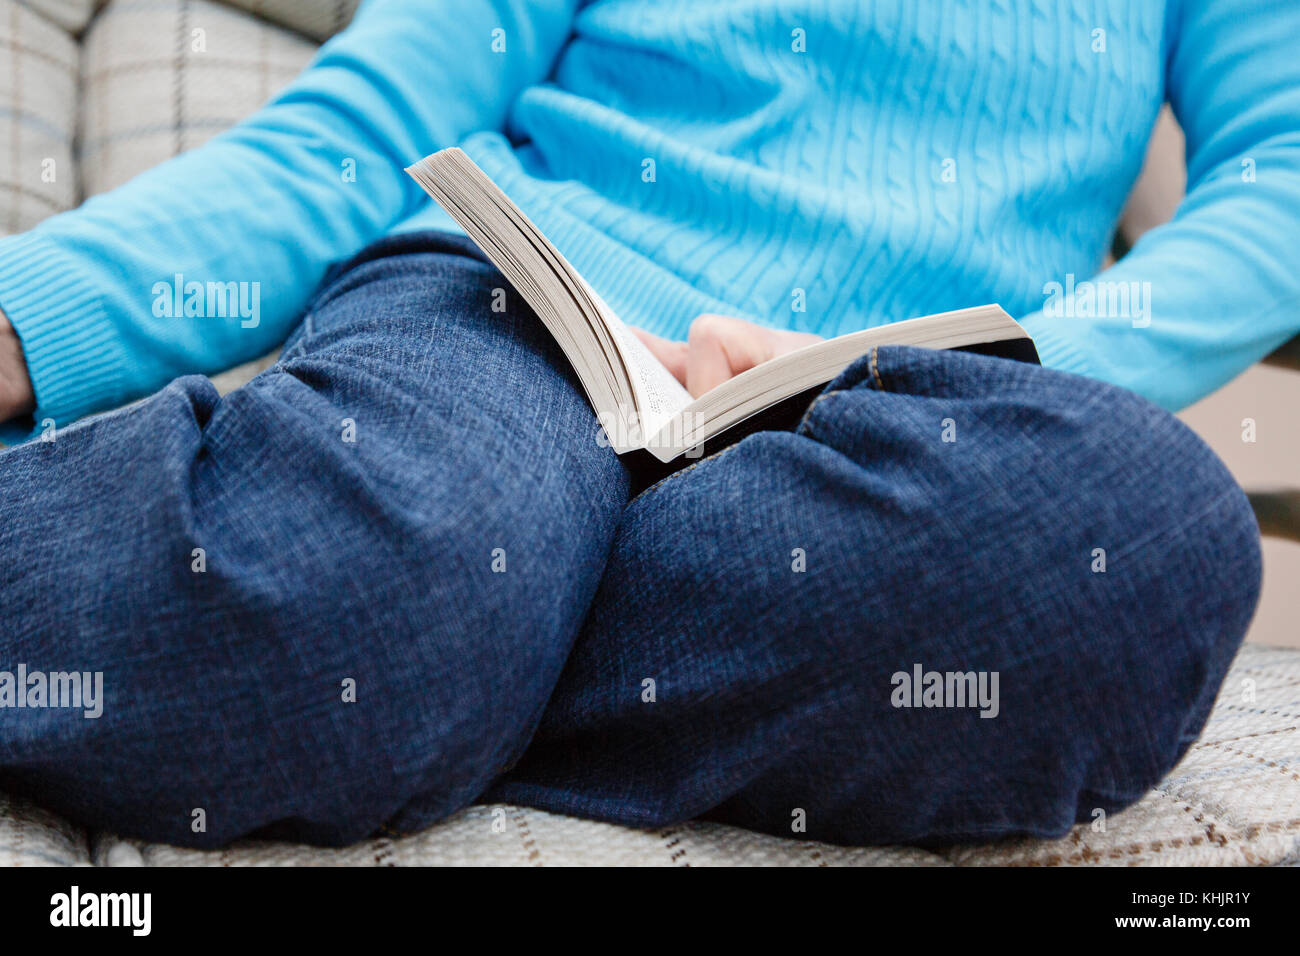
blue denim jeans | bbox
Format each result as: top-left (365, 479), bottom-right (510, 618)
top-left (0, 231), bottom-right (1261, 848)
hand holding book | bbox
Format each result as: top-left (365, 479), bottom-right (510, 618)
top-left (407, 147), bottom-right (1038, 463)
top-left (633, 317), bottom-right (823, 398)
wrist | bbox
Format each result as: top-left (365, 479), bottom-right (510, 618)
top-left (0, 308), bottom-right (35, 421)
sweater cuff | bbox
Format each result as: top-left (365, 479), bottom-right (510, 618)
top-left (0, 231), bottom-right (128, 444)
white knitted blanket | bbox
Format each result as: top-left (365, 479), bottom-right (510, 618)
top-left (4, 642), bottom-right (1297, 867)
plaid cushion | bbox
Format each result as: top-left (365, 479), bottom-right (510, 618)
top-left (17, 0), bottom-right (98, 34)
top-left (0, 0), bottom-right (79, 236)
top-left (220, 0), bottom-right (357, 42)
top-left (81, 0), bottom-right (318, 196)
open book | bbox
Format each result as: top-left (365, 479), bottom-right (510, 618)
top-left (407, 148), bottom-right (1038, 463)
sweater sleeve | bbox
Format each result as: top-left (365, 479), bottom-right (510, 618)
top-left (1019, 0), bottom-right (1300, 411)
top-left (0, 0), bottom-right (576, 439)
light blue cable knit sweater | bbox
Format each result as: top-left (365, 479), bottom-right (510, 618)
top-left (1, 0), bottom-right (1298, 441)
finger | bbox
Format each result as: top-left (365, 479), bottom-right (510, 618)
top-left (765, 326), bottom-right (825, 358)
top-left (686, 315), bottom-right (789, 397)
top-left (631, 327), bottom-right (689, 387)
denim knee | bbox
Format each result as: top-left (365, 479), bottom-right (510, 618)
top-left (508, 346), bottom-right (1263, 847)
top-left (1012, 375), bottom-right (1261, 817)
top-left (792, 347), bottom-right (1263, 840)
top-left (164, 380), bottom-right (629, 846)
top-left (0, 330), bottom-right (628, 848)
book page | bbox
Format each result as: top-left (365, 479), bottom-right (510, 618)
top-left (576, 275), bottom-right (692, 445)
top-left (409, 149), bottom-right (633, 434)
top-left (413, 148), bottom-right (695, 453)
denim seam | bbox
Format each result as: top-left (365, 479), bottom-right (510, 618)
top-left (795, 388), bottom-right (844, 435)
top-left (868, 346), bottom-right (886, 391)
top-left (798, 346), bottom-right (889, 433)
